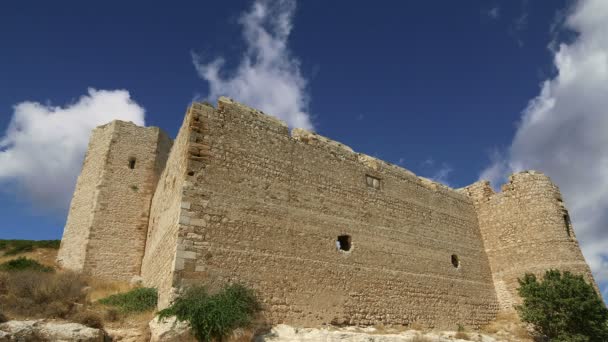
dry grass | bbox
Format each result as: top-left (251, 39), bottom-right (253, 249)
top-left (71, 310), bottom-right (104, 329)
top-left (454, 331), bottom-right (471, 340)
top-left (227, 328), bottom-right (257, 342)
top-left (86, 277), bottom-right (132, 302)
top-left (480, 311), bottom-right (533, 340)
top-left (411, 334), bottom-right (434, 342)
top-left (408, 321), bottom-right (426, 331)
top-left (0, 270), bottom-right (87, 319)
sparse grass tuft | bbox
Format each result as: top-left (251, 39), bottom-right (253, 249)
top-left (0, 240), bottom-right (60, 256)
top-left (411, 334), bottom-right (433, 342)
top-left (71, 310), bottom-right (104, 329)
top-left (454, 331), bottom-right (471, 340)
top-left (0, 257), bottom-right (54, 272)
top-left (158, 284), bottom-right (261, 342)
top-left (98, 287), bottom-right (158, 313)
top-left (0, 311), bottom-right (8, 323)
top-left (103, 308), bottom-right (120, 322)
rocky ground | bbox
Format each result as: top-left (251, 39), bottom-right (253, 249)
top-left (0, 246), bottom-right (533, 341)
top-left (0, 320), bottom-right (534, 342)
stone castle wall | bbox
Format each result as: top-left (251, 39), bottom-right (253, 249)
top-left (59, 97), bottom-right (599, 329)
top-left (58, 121), bottom-right (172, 280)
top-left (158, 98), bottom-right (499, 328)
top-left (462, 172), bottom-right (596, 310)
top-left (58, 124), bottom-right (114, 271)
top-left (140, 106), bottom-right (193, 308)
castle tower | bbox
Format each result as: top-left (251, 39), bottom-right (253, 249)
top-left (57, 120), bottom-right (172, 281)
top-left (463, 171), bottom-right (597, 310)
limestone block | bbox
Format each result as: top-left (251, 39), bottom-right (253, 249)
top-left (149, 316), bottom-right (196, 342)
top-left (0, 320), bottom-right (104, 342)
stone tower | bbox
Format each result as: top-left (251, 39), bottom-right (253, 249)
top-left (57, 120), bottom-right (172, 281)
top-left (462, 171), bottom-right (597, 310)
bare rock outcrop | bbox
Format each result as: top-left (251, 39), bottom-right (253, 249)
top-left (0, 320), bottom-right (104, 341)
top-left (148, 316), bottom-right (196, 342)
top-left (256, 324), bottom-right (501, 342)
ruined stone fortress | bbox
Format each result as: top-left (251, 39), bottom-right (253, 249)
top-left (58, 97), bottom-right (597, 328)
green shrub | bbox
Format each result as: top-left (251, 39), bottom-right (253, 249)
top-left (158, 284), bottom-right (261, 342)
top-left (517, 269), bottom-right (608, 341)
top-left (0, 257), bottom-right (53, 272)
top-left (98, 287), bottom-right (158, 313)
top-left (0, 240), bottom-right (60, 256)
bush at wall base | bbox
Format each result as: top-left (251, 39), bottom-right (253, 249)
top-left (517, 269), bottom-right (608, 341)
top-left (158, 284), bottom-right (261, 342)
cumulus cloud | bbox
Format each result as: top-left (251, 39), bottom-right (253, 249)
top-left (480, 0), bottom-right (608, 290)
top-left (193, 0), bottom-right (313, 130)
top-left (0, 88), bottom-right (145, 214)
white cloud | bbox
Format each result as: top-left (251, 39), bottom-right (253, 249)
top-left (193, 0), bottom-right (313, 130)
top-left (0, 88), bottom-right (145, 214)
top-left (480, 0), bottom-right (608, 291)
top-left (419, 157), bottom-right (452, 185)
top-left (431, 164), bottom-right (453, 185)
top-left (508, 0), bottom-right (530, 47)
top-left (487, 6), bottom-right (501, 20)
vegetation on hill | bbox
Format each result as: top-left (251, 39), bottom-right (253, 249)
top-left (0, 257), bottom-right (53, 272)
top-left (0, 270), bottom-right (87, 318)
top-left (158, 284), bottom-right (261, 342)
top-left (517, 269), bottom-right (608, 341)
top-left (0, 239), bottom-right (60, 256)
top-left (98, 287), bottom-right (158, 313)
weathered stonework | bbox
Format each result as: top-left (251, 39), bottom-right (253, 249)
top-left (58, 121), bottom-right (172, 280)
top-left (58, 98), bottom-right (598, 329)
top-left (460, 172), bottom-right (598, 310)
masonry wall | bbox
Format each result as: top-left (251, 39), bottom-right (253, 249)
top-left (463, 172), bottom-right (597, 310)
top-left (58, 121), bottom-right (171, 281)
top-left (141, 107), bottom-right (193, 307)
top-left (165, 98), bottom-right (499, 328)
top-left (58, 125), bottom-right (114, 271)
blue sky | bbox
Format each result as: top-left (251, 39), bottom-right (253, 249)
top-left (2, 1), bottom-right (608, 300)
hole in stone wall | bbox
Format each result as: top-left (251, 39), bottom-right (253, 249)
top-left (336, 235), bottom-right (352, 252)
top-left (128, 158), bottom-right (136, 169)
top-left (188, 171), bottom-right (194, 176)
top-left (366, 175), bottom-right (381, 190)
top-left (451, 254), bottom-right (460, 268)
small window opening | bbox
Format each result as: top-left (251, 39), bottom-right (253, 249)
top-left (563, 213), bottom-right (572, 237)
top-left (366, 175), bottom-right (381, 190)
top-left (128, 158), bottom-right (136, 169)
top-left (336, 235), bottom-right (352, 252)
top-left (451, 254), bottom-right (460, 268)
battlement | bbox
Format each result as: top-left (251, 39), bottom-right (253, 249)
top-left (59, 97), bottom-right (597, 328)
